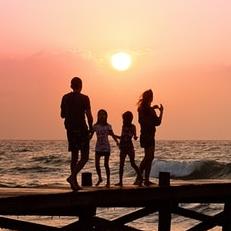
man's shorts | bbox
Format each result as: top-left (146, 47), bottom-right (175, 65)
top-left (66, 129), bottom-right (89, 153)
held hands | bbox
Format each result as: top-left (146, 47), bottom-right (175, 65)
top-left (114, 135), bottom-right (120, 146)
top-left (115, 140), bottom-right (120, 146)
top-left (88, 129), bottom-right (94, 139)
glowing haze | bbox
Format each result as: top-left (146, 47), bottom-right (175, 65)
top-left (0, 1), bottom-right (230, 140)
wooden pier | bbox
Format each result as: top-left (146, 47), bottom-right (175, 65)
top-left (0, 173), bottom-right (231, 231)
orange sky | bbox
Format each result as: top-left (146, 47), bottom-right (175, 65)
top-left (0, 1), bottom-right (230, 140)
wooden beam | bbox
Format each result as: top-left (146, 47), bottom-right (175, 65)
top-left (173, 206), bottom-right (211, 221)
top-left (60, 206), bottom-right (96, 231)
top-left (158, 172), bottom-right (171, 231)
top-left (78, 206), bottom-right (96, 231)
top-left (223, 202), bottom-right (231, 231)
top-left (186, 212), bottom-right (223, 231)
top-left (92, 217), bottom-right (141, 231)
top-left (0, 216), bottom-right (59, 231)
top-left (159, 172), bottom-right (170, 187)
top-left (1, 183), bottom-right (231, 231)
top-left (158, 202), bottom-right (171, 231)
top-left (111, 206), bottom-right (158, 225)
top-left (2, 183), bottom-right (231, 213)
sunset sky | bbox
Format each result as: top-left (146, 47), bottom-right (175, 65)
top-left (0, 0), bottom-right (230, 140)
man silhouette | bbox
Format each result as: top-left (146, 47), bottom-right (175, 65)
top-left (61, 77), bottom-right (93, 191)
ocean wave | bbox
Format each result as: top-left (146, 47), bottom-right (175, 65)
top-left (10, 166), bottom-right (55, 173)
top-left (32, 155), bottom-right (64, 164)
top-left (150, 159), bottom-right (231, 179)
top-left (0, 183), bottom-right (31, 188)
top-left (13, 148), bottom-right (32, 152)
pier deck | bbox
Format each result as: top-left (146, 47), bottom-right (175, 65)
top-left (0, 178), bottom-right (231, 231)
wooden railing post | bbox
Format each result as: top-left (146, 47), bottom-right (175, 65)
top-left (159, 172), bottom-right (170, 187)
top-left (223, 202), bottom-right (231, 231)
top-left (78, 206), bottom-right (96, 231)
top-left (158, 172), bottom-right (171, 231)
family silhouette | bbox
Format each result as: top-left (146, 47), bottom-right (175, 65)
top-left (61, 77), bottom-right (164, 191)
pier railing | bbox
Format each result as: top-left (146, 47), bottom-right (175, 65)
top-left (0, 172), bottom-right (231, 231)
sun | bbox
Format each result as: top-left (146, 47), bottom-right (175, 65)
top-left (111, 52), bottom-right (132, 71)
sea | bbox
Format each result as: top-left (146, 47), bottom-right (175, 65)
top-left (0, 139), bottom-right (231, 231)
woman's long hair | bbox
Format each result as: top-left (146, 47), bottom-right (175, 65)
top-left (137, 89), bottom-right (153, 111)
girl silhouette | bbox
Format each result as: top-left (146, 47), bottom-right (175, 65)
top-left (115, 111), bottom-right (142, 187)
top-left (91, 109), bottom-right (118, 187)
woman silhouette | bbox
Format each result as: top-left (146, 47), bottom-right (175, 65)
top-left (136, 89), bottom-right (164, 186)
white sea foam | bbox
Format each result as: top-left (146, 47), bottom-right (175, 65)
top-left (151, 159), bottom-right (195, 177)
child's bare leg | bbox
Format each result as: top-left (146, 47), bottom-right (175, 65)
top-left (104, 155), bottom-right (110, 187)
top-left (139, 158), bottom-right (146, 177)
top-left (129, 151), bottom-right (142, 185)
top-left (95, 154), bottom-right (102, 186)
top-left (115, 153), bottom-right (126, 186)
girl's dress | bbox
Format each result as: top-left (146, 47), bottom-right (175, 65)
top-left (93, 123), bottom-right (113, 155)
